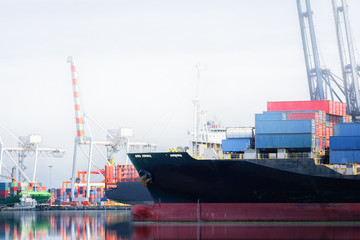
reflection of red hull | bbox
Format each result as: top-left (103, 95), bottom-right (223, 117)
top-left (132, 203), bottom-right (360, 222)
top-left (132, 223), bottom-right (360, 240)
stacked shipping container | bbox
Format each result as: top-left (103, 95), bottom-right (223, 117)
top-left (49, 186), bottom-right (107, 205)
top-left (222, 127), bottom-right (254, 153)
top-left (0, 182), bottom-right (45, 200)
top-left (330, 123), bottom-right (360, 164)
top-left (255, 116), bottom-right (316, 150)
top-left (256, 100), bottom-right (351, 151)
top-left (105, 164), bottom-right (140, 189)
top-left (48, 164), bottom-right (139, 205)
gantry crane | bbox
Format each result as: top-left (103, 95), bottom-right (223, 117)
top-left (67, 56), bottom-right (129, 201)
top-left (297, 0), bottom-right (360, 119)
top-left (0, 125), bottom-right (64, 183)
top-left (67, 56), bottom-right (156, 202)
top-left (332, 0), bottom-right (360, 118)
top-left (296, 0), bottom-right (344, 102)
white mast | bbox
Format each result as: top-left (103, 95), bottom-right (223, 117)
top-left (192, 63), bottom-right (201, 142)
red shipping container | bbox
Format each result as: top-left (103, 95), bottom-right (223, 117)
top-left (0, 190), bottom-right (9, 200)
top-left (330, 127), bottom-right (333, 137)
top-left (286, 112), bottom-right (318, 120)
top-left (331, 101), bottom-right (336, 115)
top-left (105, 165), bottom-right (114, 184)
top-left (315, 125), bottom-right (319, 136)
top-left (343, 104), bottom-right (347, 116)
top-left (326, 140), bottom-right (330, 148)
top-left (267, 100), bottom-right (341, 115)
top-left (340, 102), bottom-right (344, 116)
top-left (326, 127), bottom-right (330, 139)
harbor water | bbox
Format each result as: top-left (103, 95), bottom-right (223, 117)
top-left (0, 210), bottom-right (360, 239)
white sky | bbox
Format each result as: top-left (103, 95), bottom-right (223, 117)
top-left (1, 0), bottom-right (360, 188)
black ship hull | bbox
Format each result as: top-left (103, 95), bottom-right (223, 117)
top-left (105, 182), bottom-right (153, 205)
top-left (127, 152), bottom-right (360, 221)
top-left (128, 152), bottom-right (360, 203)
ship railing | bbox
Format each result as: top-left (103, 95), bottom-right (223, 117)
top-left (228, 152), bottom-right (313, 160)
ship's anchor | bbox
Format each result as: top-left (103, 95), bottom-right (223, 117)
top-left (139, 169), bottom-right (152, 186)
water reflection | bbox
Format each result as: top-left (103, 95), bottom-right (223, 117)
top-left (0, 210), bottom-right (360, 239)
top-left (0, 210), bottom-right (131, 240)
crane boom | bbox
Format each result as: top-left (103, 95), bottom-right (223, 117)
top-left (296, 0), bottom-right (325, 100)
top-left (67, 56), bottom-right (85, 142)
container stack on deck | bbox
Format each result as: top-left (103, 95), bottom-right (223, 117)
top-left (221, 127), bottom-right (254, 153)
top-left (49, 186), bottom-right (107, 205)
top-left (48, 164), bottom-right (139, 205)
top-left (0, 182), bottom-right (45, 200)
top-left (330, 123), bottom-right (360, 164)
top-left (105, 164), bottom-right (139, 189)
top-left (255, 100), bottom-right (351, 152)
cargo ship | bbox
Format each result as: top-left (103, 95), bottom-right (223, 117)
top-left (105, 182), bottom-right (153, 205)
top-left (128, 100), bottom-right (360, 222)
top-left (0, 182), bottom-right (51, 207)
top-left (104, 164), bottom-right (153, 205)
top-left (105, 123), bottom-right (226, 205)
top-left (0, 190), bottom-right (52, 207)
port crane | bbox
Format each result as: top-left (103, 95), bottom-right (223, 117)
top-left (297, 0), bottom-right (360, 119)
top-left (296, 0), bottom-right (344, 102)
top-left (67, 56), bottom-right (156, 202)
top-left (332, 0), bottom-right (360, 118)
top-left (0, 124), bottom-right (65, 183)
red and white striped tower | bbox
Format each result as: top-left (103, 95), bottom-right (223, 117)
top-left (67, 56), bottom-right (85, 141)
top-left (67, 56), bottom-right (93, 201)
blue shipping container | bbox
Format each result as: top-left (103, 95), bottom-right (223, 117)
top-left (333, 123), bottom-right (360, 136)
top-left (255, 113), bottom-right (286, 121)
top-left (330, 136), bottom-right (360, 150)
top-left (256, 134), bottom-right (315, 149)
top-left (222, 138), bottom-right (252, 152)
top-left (330, 150), bottom-right (360, 164)
top-left (255, 120), bottom-right (315, 134)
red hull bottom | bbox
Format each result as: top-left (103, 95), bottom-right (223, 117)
top-left (131, 223), bottom-right (360, 240)
top-left (132, 203), bottom-right (360, 222)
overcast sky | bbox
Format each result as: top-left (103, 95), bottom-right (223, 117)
top-left (1, 0), bottom-right (360, 188)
